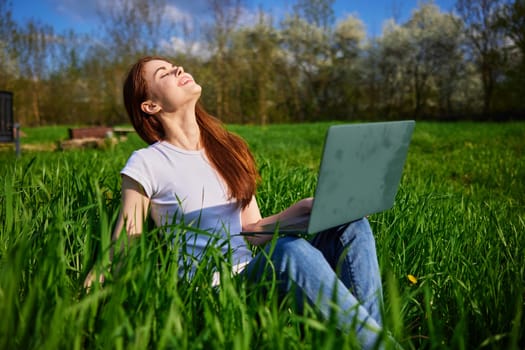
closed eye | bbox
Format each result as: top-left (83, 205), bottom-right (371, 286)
top-left (154, 64), bottom-right (176, 79)
top-left (161, 65), bottom-right (177, 78)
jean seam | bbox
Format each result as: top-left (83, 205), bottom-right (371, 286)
top-left (339, 233), bottom-right (357, 295)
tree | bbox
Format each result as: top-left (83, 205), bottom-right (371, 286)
top-left (293, 0), bottom-right (335, 30)
top-left (0, 0), bottom-right (18, 90)
top-left (330, 14), bottom-right (366, 119)
top-left (45, 30), bottom-right (95, 125)
top-left (359, 39), bottom-right (383, 119)
top-left (93, 0), bottom-right (179, 123)
top-left (96, 0), bottom-right (176, 59)
top-left (494, 0), bottom-right (525, 116)
top-left (497, 0), bottom-right (525, 59)
top-left (280, 15), bottom-right (332, 121)
top-left (12, 19), bottom-right (57, 125)
top-left (231, 12), bottom-right (280, 124)
top-left (205, 0), bottom-right (244, 121)
top-left (373, 3), bottom-right (470, 119)
top-left (456, 0), bottom-right (509, 117)
top-left (281, 0), bottom-right (336, 121)
top-left (376, 20), bottom-right (412, 118)
top-left (404, 2), bottom-right (464, 117)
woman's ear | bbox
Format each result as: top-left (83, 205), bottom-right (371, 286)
top-left (141, 100), bottom-right (161, 115)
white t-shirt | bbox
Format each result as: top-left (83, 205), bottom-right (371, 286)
top-left (121, 141), bottom-right (253, 268)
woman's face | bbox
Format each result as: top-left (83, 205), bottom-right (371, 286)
top-left (142, 59), bottom-right (202, 114)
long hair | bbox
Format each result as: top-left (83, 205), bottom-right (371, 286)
top-left (123, 56), bottom-right (259, 208)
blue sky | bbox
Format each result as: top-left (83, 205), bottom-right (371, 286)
top-left (11, 0), bottom-right (457, 37)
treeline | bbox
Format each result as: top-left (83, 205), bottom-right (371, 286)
top-left (1, 0), bottom-right (524, 126)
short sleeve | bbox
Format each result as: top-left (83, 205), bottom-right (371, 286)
top-left (120, 151), bottom-right (154, 197)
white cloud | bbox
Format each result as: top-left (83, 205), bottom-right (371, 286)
top-left (52, 0), bottom-right (100, 21)
top-left (237, 5), bottom-right (274, 28)
top-left (161, 36), bottom-right (211, 59)
top-left (165, 4), bottom-right (194, 24)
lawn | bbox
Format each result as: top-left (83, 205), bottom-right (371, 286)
top-left (0, 121), bottom-right (524, 349)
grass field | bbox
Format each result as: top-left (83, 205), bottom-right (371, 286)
top-left (1, 121), bottom-right (524, 349)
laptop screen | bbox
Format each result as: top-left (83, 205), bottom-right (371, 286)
top-left (307, 120), bottom-right (415, 234)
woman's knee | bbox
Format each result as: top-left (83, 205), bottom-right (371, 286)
top-left (340, 218), bottom-right (375, 244)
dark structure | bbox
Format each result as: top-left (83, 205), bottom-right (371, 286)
top-left (0, 91), bottom-right (20, 156)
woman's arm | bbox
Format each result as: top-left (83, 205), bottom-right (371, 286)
top-left (83, 175), bottom-right (150, 289)
top-left (110, 175), bottom-right (150, 251)
top-left (241, 196), bottom-right (313, 246)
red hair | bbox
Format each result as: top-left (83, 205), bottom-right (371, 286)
top-left (123, 56), bottom-right (259, 208)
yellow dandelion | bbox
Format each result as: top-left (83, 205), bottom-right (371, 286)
top-left (407, 274), bottom-right (418, 284)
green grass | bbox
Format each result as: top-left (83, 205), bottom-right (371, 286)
top-left (0, 121), bottom-right (524, 349)
top-left (19, 125), bottom-right (71, 144)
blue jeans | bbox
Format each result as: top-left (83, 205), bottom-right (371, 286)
top-left (242, 218), bottom-right (385, 349)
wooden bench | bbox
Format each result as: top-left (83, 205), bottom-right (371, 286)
top-left (0, 91), bottom-right (20, 156)
top-left (60, 126), bottom-right (113, 150)
top-left (69, 126), bottom-right (114, 140)
top-left (60, 126), bottom-right (134, 150)
top-left (112, 126), bottom-right (135, 138)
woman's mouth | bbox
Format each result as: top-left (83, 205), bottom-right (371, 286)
top-left (178, 75), bottom-right (194, 86)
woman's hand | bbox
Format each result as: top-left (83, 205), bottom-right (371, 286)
top-left (83, 268), bottom-right (105, 292)
top-left (294, 197), bottom-right (314, 215)
top-left (241, 196), bottom-right (315, 246)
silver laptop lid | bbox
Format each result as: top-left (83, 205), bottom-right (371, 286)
top-left (307, 120), bottom-right (415, 234)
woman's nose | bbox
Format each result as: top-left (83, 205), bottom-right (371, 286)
top-left (174, 66), bottom-right (183, 76)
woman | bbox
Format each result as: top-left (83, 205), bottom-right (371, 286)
top-left (85, 56), bottom-right (389, 349)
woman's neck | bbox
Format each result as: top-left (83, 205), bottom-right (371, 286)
top-left (160, 109), bottom-right (202, 151)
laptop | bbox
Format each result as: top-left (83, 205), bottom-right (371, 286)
top-left (240, 120), bottom-right (415, 236)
